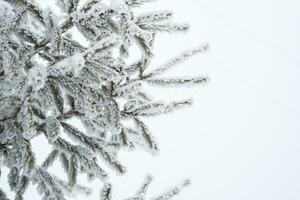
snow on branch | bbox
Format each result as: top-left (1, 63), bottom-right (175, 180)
top-left (122, 99), bottom-right (193, 117)
top-left (100, 175), bottom-right (190, 200)
top-left (146, 43), bottom-right (209, 78)
top-left (0, 189), bottom-right (9, 200)
top-left (146, 77), bottom-right (209, 87)
top-left (151, 179), bottom-right (191, 200)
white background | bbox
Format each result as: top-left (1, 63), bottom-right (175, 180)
top-left (1, 0), bottom-right (300, 200)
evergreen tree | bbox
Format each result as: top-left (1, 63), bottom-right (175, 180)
top-left (0, 0), bottom-right (209, 199)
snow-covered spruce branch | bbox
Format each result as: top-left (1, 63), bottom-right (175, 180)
top-left (0, 0), bottom-right (208, 199)
top-left (100, 175), bottom-right (191, 200)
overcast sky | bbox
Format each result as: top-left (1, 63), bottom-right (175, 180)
top-left (119, 1), bottom-right (300, 199)
top-left (1, 0), bottom-right (300, 200)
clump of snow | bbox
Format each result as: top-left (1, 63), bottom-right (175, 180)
top-left (47, 54), bottom-right (85, 77)
top-left (110, 0), bottom-right (128, 13)
top-left (27, 64), bottom-right (47, 91)
top-left (70, 55), bottom-right (86, 76)
top-left (0, 1), bottom-right (13, 27)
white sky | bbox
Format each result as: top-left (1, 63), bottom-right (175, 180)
top-left (1, 0), bottom-right (300, 200)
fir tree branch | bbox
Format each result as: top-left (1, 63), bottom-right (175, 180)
top-left (61, 122), bottom-right (126, 174)
top-left (144, 43), bottom-right (209, 78)
top-left (145, 77), bottom-right (209, 87)
top-left (0, 0), bottom-right (208, 199)
top-left (42, 149), bottom-right (59, 169)
top-left (0, 188), bottom-right (9, 200)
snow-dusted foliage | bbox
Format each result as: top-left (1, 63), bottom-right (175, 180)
top-left (100, 175), bottom-right (191, 200)
top-left (0, 0), bottom-right (208, 199)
